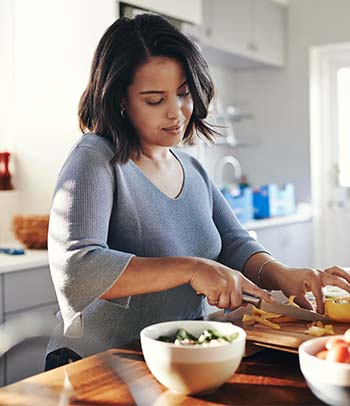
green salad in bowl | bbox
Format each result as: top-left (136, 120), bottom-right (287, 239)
top-left (140, 320), bottom-right (246, 395)
top-left (158, 327), bottom-right (239, 346)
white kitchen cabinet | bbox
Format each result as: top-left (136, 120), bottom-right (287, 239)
top-left (119, 0), bottom-right (203, 24)
top-left (4, 267), bottom-right (57, 313)
top-left (202, 0), bottom-right (250, 58)
top-left (0, 277), bottom-right (3, 387)
top-left (4, 266), bottom-right (57, 313)
top-left (5, 303), bottom-right (59, 385)
top-left (0, 264), bottom-right (58, 386)
top-left (255, 221), bottom-right (313, 268)
top-left (202, 0), bottom-right (285, 68)
top-left (253, 0), bottom-right (285, 66)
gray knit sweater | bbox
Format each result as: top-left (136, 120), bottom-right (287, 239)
top-left (47, 133), bottom-right (266, 357)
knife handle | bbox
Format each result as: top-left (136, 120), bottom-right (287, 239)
top-left (242, 294), bottom-right (261, 307)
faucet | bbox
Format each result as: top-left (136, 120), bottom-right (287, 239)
top-left (214, 156), bottom-right (242, 188)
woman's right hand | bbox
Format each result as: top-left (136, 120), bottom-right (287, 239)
top-left (190, 258), bottom-right (274, 310)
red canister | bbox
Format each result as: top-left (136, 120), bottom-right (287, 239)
top-left (0, 151), bottom-right (14, 190)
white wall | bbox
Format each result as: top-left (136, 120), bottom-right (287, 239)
top-left (230, 0), bottom-right (350, 202)
top-left (202, 64), bottom-right (242, 182)
top-left (1, 0), bottom-right (117, 220)
top-left (1, 0), bottom-right (228, 243)
top-left (0, 0), bottom-right (15, 151)
top-left (3, 0), bottom-right (350, 239)
top-left (0, 0), bottom-right (238, 226)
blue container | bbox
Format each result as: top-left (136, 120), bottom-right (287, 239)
top-left (221, 186), bottom-right (254, 224)
top-left (253, 183), bottom-right (295, 219)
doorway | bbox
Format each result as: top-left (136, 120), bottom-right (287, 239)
top-left (310, 43), bottom-right (350, 268)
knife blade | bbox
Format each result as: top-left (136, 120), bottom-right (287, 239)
top-left (224, 294), bottom-right (330, 322)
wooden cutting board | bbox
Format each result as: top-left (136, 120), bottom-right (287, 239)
top-left (208, 304), bottom-right (350, 352)
top-left (236, 319), bottom-right (350, 349)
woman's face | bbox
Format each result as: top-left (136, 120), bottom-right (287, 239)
top-left (124, 56), bottom-right (194, 150)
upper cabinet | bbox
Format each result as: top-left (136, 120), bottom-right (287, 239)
top-left (253, 0), bottom-right (285, 66)
top-left (119, 0), bottom-right (285, 69)
top-left (201, 0), bottom-right (286, 68)
top-left (119, 1), bottom-right (203, 24)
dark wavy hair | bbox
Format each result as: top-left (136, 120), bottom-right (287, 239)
top-left (78, 13), bottom-right (217, 164)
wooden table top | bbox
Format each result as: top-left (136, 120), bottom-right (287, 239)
top-left (0, 342), bottom-right (323, 405)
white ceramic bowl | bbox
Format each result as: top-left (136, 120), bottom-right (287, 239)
top-left (140, 320), bottom-right (246, 395)
top-left (299, 335), bottom-right (350, 406)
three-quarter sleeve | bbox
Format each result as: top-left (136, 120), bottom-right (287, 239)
top-left (48, 145), bottom-right (134, 338)
top-left (211, 181), bottom-right (269, 271)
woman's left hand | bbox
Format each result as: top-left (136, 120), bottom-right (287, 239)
top-left (271, 265), bottom-right (350, 314)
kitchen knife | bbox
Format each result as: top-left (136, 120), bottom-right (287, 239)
top-left (224, 294), bottom-right (331, 322)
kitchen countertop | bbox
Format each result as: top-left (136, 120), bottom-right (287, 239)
top-left (0, 342), bottom-right (322, 405)
top-left (243, 203), bottom-right (312, 230)
top-left (0, 204), bottom-right (312, 274)
top-left (0, 248), bottom-right (48, 274)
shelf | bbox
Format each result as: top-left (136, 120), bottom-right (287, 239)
top-left (213, 135), bottom-right (259, 147)
top-left (214, 112), bottom-right (254, 122)
top-left (207, 104), bottom-right (257, 147)
top-left (243, 204), bottom-right (313, 230)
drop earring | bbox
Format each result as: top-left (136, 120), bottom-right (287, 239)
top-left (120, 102), bottom-right (126, 119)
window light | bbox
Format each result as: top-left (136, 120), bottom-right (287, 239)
top-left (338, 67), bottom-right (350, 187)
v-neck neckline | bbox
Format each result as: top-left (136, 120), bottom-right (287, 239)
top-left (128, 149), bottom-right (188, 202)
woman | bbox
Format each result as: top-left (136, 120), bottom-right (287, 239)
top-left (45, 13), bottom-right (350, 370)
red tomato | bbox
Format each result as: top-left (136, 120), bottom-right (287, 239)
top-left (316, 349), bottom-right (328, 360)
top-left (325, 337), bottom-right (347, 350)
top-left (326, 344), bottom-right (350, 363)
top-left (344, 328), bottom-right (350, 344)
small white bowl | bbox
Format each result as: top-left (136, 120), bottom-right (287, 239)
top-left (299, 335), bottom-right (350, 406)
top-left (140, 320), bottom-right (246, 395)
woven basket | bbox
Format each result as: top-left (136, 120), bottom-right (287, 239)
top-left (12, 215), bottom-right (49, 249)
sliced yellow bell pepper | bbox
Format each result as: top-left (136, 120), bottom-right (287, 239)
top-left (325, 296), bottom-right (350, 322)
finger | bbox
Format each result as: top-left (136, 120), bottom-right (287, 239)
top-left (226, 274), bottom-right (242, 309)
top-left (307, 278), bottom-right (324, 314)
top-left (323, 267), bottom-right (350, 288)
top-left (293, 294), bottom-right (314, 311)
top-left (229, 288), bottom-right (242, 310)
top-left (207, 297), bottom-right (219, 306)
top-left (217, 292), bottom-right (230, 309)
top-left (241, 275), bottom-right (275, 303)
top-left (323, 276), bottom-right (350, 294)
